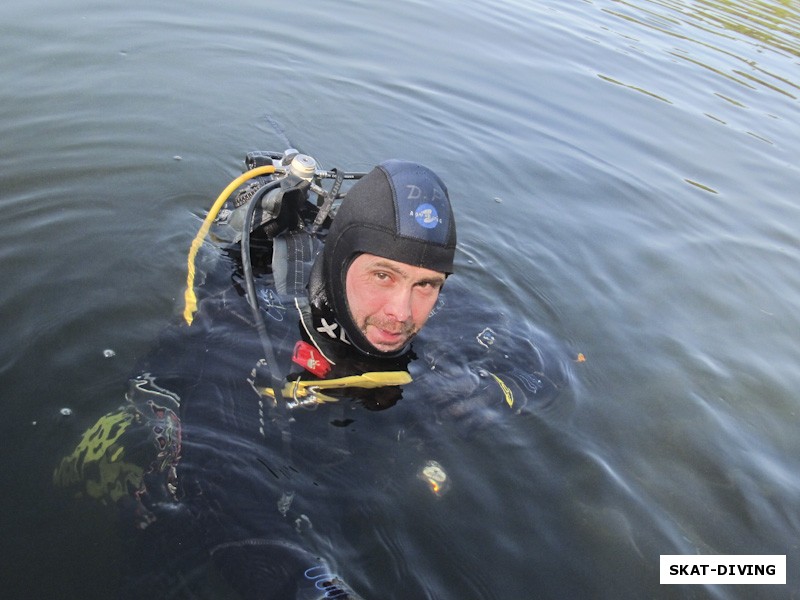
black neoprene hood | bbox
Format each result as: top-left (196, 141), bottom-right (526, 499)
top-left (310, 159), bottom-right (457, 356)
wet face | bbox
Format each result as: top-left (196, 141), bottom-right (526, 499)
top-left (345, 253), bottom-right (446, 353)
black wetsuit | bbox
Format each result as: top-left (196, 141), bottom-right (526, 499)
top-left (109, 230), bottom-right (569, 599)
top-left (57, 191), bottom-right (568, 599)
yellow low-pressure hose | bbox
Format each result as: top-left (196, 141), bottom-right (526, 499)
top-left (183, 164), bottom-right (277, 325)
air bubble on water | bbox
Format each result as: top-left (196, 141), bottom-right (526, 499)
top-left (103, 348), bottom-right (116, 358)
top-left (60, 407), bottom-right (73, 417)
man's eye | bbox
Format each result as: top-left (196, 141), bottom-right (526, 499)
top-left (417, 281), bottom-right (441, 292)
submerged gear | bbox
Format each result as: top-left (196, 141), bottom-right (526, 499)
top-left (308, 159), bottom-right (457, 357)
top-left (417, 459), bottom-right (450, 497)
top-left (53, 374), bottom-right (181, 528)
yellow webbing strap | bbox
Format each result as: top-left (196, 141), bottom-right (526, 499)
top-left (256, 371), bottom-right (413, 404)
top-left (183, 164), bottom-right (277, 325)
top-left (488, 372), bottom-right (515, 408)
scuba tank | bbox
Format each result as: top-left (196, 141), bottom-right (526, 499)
top-left (184, 148), bottom-right (366, 326)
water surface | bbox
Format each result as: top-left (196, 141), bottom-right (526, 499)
top-left (1, 0), bottom-right (799, 598)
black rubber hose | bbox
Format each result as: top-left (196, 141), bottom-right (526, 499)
top-left (240, 178), bottom-right (300, 470)
top-left (240, 179), bottom-right (285, 399)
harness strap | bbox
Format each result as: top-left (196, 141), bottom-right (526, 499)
top-left (310, 168), bottom-right (344, 235)
top-left (254, 371), bottom-right (413, 408)
top-left (271, 229), bottom-right (318, 298)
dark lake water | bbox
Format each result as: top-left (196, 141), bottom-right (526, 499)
top-left (2, 0), bottom-right (799, 598)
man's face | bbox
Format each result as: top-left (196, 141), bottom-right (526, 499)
top-left (345, 253), bottom-right (446, 353)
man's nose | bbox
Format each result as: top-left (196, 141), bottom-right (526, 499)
top-left (383, 286), bottom-right (413, 321)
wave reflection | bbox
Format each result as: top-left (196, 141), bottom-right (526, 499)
top-left (595, 0), bottom-right (799, 100)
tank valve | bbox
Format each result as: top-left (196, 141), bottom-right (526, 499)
top-left (289, 154), bottom-right (317, 181)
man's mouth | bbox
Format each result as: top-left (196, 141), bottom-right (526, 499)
top-left (365, 321), bottom-right (415, 350)
top-left (371, 327), bottom-right (404, 345)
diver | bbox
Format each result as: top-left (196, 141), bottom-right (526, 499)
top-left (54, 150), bottom-right (568, 600)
